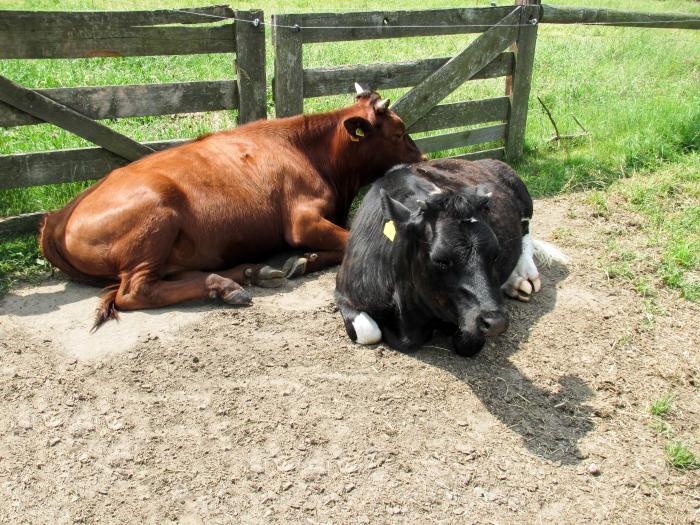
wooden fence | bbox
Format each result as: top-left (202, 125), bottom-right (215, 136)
top-left (0, 5), bottom-right (266, 236)
top-left (1, 3), bottom-right (699, 237)
top-left (272, 3), bottom-right (539, 165)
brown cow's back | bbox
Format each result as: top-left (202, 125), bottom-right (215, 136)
top-left (62, 129), bottom-right (328, 278)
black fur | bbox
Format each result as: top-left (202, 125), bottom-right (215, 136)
top-left (335, 159), bottom-right (533, 356)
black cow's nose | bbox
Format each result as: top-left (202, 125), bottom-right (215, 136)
top-left (479, 311), bottom-right (508, 336)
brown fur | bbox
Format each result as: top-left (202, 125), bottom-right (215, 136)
top-left (40, 93), bottom-right (423, 327)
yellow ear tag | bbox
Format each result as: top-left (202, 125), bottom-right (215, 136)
top-left (383, 220), bottom-right (396, 242)
top-left (349, 135), bottom-right (359, 142)
top-left (355, 128), bottom-right (365, 137)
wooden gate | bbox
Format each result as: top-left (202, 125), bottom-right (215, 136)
top-left (272, 2), bottom-right (540, 163)
top-left (0, 6), bottom-right (266, 236)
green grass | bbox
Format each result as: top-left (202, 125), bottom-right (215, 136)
top-left (649, 395), bottom-right (672, 418)
top-left (665, 441), bottom-right (700, 470)
top-left (1, 0), bottom-right (700, 293)
top-left (596, 154), bottom-right (700, 301)
top-left (646, 393), bottom-right (700, 471)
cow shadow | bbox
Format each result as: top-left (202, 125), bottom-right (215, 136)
top-left (405, 261), bottom-right (594, 465)
top-left (0, 250), bottom-right (318, 319)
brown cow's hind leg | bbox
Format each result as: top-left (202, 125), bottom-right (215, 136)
top-left (92, 270), bottom-right (252, 331)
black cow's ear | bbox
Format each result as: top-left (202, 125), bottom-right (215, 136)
top-left (475, 184), bottom-right (493, 208)
top-left (343, 116), bottom-right (373, 141)
top-left (380, 189), bottom-right (412, 225)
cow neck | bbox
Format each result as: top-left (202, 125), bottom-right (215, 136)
top-left (289, 111), bottom-right (368, 224)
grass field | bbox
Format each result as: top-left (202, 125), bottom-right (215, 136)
top-left (0, 0), bottom-right (699, 297)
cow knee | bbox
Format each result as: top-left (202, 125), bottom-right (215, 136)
top-left (351, 312), bottom-right (382, 345)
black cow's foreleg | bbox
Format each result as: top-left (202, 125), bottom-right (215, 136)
top-left (335, 292), bottom-right (382, 345)
top-left (380, 314), bottom-right (433, 354)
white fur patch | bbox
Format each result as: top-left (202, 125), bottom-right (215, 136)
top-left (352, 312), bottom-right (382, 345)
top-left (426, 182), bottom-right (443, 195)
top-left (504, 233), bottom-right (541, 298)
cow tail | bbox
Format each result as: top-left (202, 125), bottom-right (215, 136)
top-left (532, 239), bottom-right (569, 266)
top-left (91, 284), bottom-right (120, 332)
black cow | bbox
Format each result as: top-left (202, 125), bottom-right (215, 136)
top-left (335, 159), bottom-right (566, 356)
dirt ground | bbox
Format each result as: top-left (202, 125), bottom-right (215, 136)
top-left (1, 195), bottom-right (699, 524)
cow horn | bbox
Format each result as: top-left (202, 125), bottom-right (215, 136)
top-left (374, 98), bottom-right (390, 112)
top-left (354, 82), bottom-right (365, 95)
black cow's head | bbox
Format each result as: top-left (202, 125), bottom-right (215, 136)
top-left (380, 186), bottom-right (508, 357)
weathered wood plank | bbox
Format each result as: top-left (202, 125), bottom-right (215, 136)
top-left (273, 15), bottom-right (304, 117)
top-left (303, 53), bottom-right (513, 99)
top-left (392, 8), bottom-right (520, 128)
top-left (541, 4), bottom-right (700, 29)
top-left (0, 212), bottom-right (45, 237)
top-left (235, 10), bottom-right (268, 124)
top-left (0, 81), bottom-right (238, 128)
top-left (0, 6), bottom-right (234, 30)
top-left (449, 147), bottom-right (505, 161)
top-left (296, 6), bottom-right (518, 43)
top-left (0, 75), bottom-right (154, 161)
top-left (505, 4), bottom-right (540, 161)
top-left (0, 25), bottom-right (236, 59)
top-left (408, 98), bottom-right (510, 134)
top-left (414, 124), bottom-right (506, 154)
top-left (0, 140), bottom-right (189, 191)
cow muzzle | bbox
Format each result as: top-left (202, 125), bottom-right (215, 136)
top-left (478, 310), bottom-right (508, 337)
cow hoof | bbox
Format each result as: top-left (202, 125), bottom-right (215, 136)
top-left (257, 277), bottom-right (287, 288)
top-left (504, 285), bottom-right (531, 303)
top-left (254, 266), bottom-right (287, 288)
top-left (282, 256), bottom-right (307, 279)
top-left (222, 288), bottom-right (252, 305)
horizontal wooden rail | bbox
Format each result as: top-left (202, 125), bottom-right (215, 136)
top-left (295, 6), bottom-right (518, 43)
top-left (303, 52), bottom-right (513, 99)
top-left (407, 97), bottom-right (510, 134)
top-left (0, 25), bottom-right (236, 59)
top-left (0, 5), bottom-right (234, 29)
top-left (540, 5), bottom-right (700, 29)
top-left (0, 140), bottom-right (188, 191)
top-left (393, 7), bottom-right (520, 128)
top-left (450, 147), bottom-right (505, 161)
top-left (0, 81), bottom-right (238, 128)
top-left (0, 212), bottom-right (45, 237)
top-left (414, 124), bottom-right (506, 154)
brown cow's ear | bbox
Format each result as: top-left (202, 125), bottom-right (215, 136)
top-left (343, 116), bottom-right (373, 141)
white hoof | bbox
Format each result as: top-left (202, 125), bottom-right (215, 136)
top-left (352, 312), bottom-right (382, 345)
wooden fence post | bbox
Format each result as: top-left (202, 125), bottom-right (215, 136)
top-left (504, 0), bottom-right (540, 161)
top-left (272, 14), bottom-right (304, 118)
top-left (234, 9), bottom-right (267, 124)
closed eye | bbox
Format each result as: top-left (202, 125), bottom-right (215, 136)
top-left (432, 257), bottom-right (452, 270)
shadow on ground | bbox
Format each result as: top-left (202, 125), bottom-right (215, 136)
top-left (409, 261), bottom-right (593, 465)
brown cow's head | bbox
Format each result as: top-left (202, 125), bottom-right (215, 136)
top-left (339, 85), bottom-right (423, 183)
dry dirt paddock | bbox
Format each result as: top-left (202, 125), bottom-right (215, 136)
top-left (1, 196), bottom-right (699, 524)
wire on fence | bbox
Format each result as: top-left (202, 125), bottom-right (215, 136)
top-left (162, 8), bottom-right (700, 31)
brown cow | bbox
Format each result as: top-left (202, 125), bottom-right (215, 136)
top-left (40, 88), bottom-right (423, 329)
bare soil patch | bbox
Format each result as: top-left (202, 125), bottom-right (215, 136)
top-left (1, 196), bottom-right (698, 524)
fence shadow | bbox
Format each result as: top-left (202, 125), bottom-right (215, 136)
top-left (406, 260), bottom-right (593, 465)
